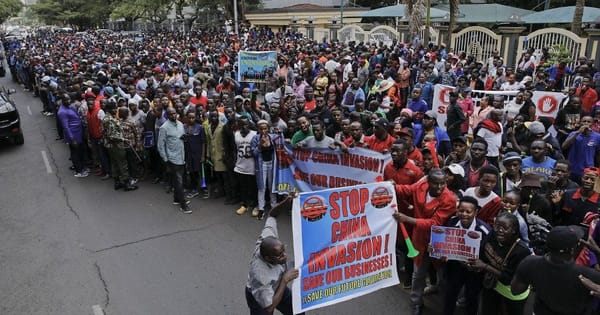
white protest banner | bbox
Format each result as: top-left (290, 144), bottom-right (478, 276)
top-left (291, 182), bottom-right (399, 313)
top-left (532, 91), bottom-right (566, 118)
top-left (429, 226), bottom-right (482, 262)
top-left (432, 85), bottom-right (566, 129)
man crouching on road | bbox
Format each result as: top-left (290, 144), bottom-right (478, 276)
top-left (245, 193), bottom-right (305, 315)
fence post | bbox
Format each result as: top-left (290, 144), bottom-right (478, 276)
top-left (397, 23), bottom-right (409, 44)
top-left (585, 28), bottom-right (600, 70)
top-left (498, 26), bottom-right (526, 69)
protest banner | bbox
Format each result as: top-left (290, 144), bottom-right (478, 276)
top-left (272, 139), bottom-right (391, 193)
top-left (291, 182), bottom-right (399, 313)
top-left (237, 51), bottom-right (277, 83)
top-left (429, 226), bottom-right (482, 262)
top-left (532, 91), bottom-right (566, 118)
top-left (432, 85), bottom-right (564, 129)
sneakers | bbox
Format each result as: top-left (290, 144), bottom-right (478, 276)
top-left (186, 190), bottom-right (200, 198)
top-left (257, 210), bottom-right (266, 220)
top-left (173, 200), bottom-right (191, 206)
top-left (100, 174), bottom-right (111, 180)
top-left (180, 206), bottom-right (192, 214)
top-left (423, 285), bottom-right (439, 295)
top-left (74, 171), bottom-right (89, 178)
top-left (236, 206), bottom-right (248, 215)
top-left (251, 208), bottom-right (260, 217)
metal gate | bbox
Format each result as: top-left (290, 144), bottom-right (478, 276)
top-left (451, 26), bottom-right (502, 63)
top-left (337, 24), bottom-right (367, 44)
top-left (517, 28), bottom-right (586, 87)
top-left (369, 25), bottom-right (399, 47)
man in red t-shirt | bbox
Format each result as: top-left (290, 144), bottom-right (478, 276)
top-left (365, 118), bottom-right (395, 153)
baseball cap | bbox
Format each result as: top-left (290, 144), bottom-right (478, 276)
top-left (546, 226), bottom-right (584, 253)
top-left (398, 127), bottom-right (414, 138)
top-left (503, 152), bottom-right (522, 165)
top-left (424, 110), bottom-right (437, 119)
top-left (451, 136), bottom-right (468, 145)
top-left (373, 118), bottom-right (389, 129)
top-left (445, 163), bottom-right (465, 177)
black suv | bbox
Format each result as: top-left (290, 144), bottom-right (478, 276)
top-left (0, 88), bottom-right (23, 145)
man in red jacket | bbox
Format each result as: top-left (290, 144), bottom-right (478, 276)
top-left (86, 92), bottom-right (110, 179)
top-left (393, 168), bottom-right (457, 315)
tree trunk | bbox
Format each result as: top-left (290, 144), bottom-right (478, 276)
top-left (447, 0), bottom-right (458, 46)
top-left (571, 0), bottom-right (585, 36)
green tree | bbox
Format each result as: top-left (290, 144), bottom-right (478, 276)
top-left (31, 0), bottom-right (111, 29)
top-left (111, 0), bottom-right (172, 25)
top-left (0, 0), bottom-right (23, 25)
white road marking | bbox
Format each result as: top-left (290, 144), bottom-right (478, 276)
top-left (41, 150), bottom-right (52, 174)
top-left (27, 106), bottom-right (32, 115)
top-left (92, 305), bottom-right (104, 315)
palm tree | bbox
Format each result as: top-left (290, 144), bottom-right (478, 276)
top-left (571, 0), bottom-right (585, 35)
top-left (447, 0), bottom-right (458, 46)
top-left (405, 0), bottom-right (425, 41)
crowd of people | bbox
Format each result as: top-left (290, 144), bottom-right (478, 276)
top-left (5, 25), bottom-right (600, 314)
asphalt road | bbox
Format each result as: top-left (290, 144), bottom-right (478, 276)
top-left (0, 75), bottom-right (440, 315)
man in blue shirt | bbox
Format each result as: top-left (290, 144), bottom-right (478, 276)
top-left (407, 87), bottom-right (429, 124)
top-left (158, 107), bottom-right (190, 213)
top-left (562, 116), bottom-right (600, 183)
top-left (522, 140), bottom-right (556, 179)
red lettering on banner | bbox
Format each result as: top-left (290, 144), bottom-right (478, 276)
top-left (311, 151), bottom-right (340, 165)
top-left (310, 174), bottom-right (328, 187)
top-left (307, 235), bottom-right (383, 273)
top-left (328, 176), bottom-right (363, 188)
top-left (293, 149), bottom-right (311, 162)
top-left (302, 273), bottom-right (324, 291)
top-left (328, 188), bottom-right (370, 219)
top-left (339, 154), bottom-right (382, 172)
top-left (331, 215), bottom-right (372, 243)
top-left (294, 168), bottom-right (309, 182)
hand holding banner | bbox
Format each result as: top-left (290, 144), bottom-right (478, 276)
top-left (291, 182), bottom-right (399, 313)
top-left (429, 226), bottom-right (482, 262)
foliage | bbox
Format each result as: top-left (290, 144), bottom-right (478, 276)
top-left (544, 45), bottom-right (574, 69)
top-left (0, 0), bottom-right (22, 25)
top-left (111, 0), bottom-right (172, 23)
top-left (31, 0), bottom-right (112, 28)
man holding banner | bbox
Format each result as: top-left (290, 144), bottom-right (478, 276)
top-left (245, 194), bottom-right (303, 315)
top-left (393, 169), bottom-right (457, 315)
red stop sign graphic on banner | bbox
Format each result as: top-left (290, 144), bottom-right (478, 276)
top-left (537, 95), bottom-right (558, 114)
top-left (438, 87), bottom-right (453, 105)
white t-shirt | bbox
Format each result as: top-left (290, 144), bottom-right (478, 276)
top-left (476, 125), bottom-right (503, 157)
top-left (234, 130), bottom-right (257, 175)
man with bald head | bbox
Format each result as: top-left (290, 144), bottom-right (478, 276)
top-left (245, 194), bottom-right (304, 315)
